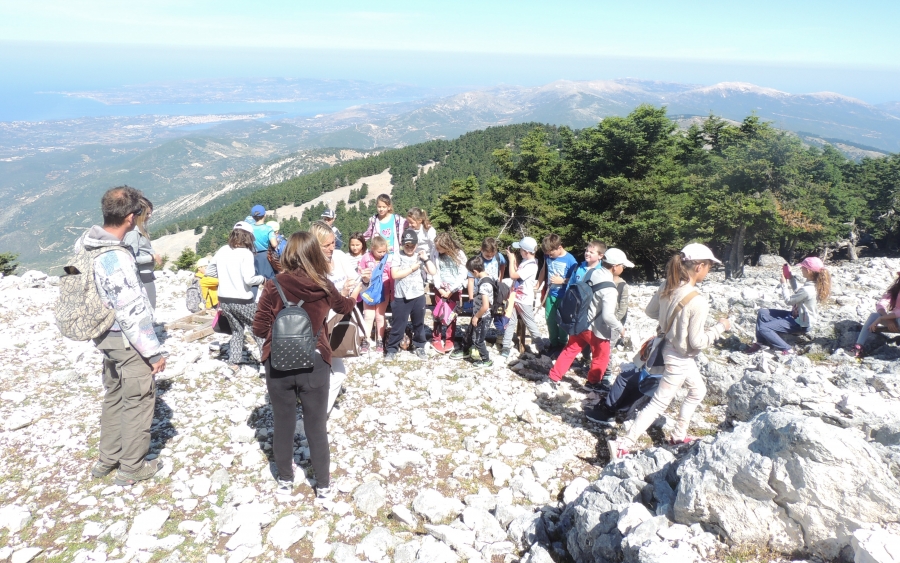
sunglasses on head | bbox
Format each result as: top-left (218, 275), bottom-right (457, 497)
top-left (132, 207), bottom-right (143, 217)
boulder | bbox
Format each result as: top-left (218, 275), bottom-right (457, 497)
top-left (675, 410), bottom-right (900, 559)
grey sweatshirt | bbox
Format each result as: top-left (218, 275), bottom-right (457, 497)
top-left (586, 266), bottom-right (624, 341)
top-left (781, 278), bottom-right (817, 328)
top-left (122, 227), bottom-right (156, 283)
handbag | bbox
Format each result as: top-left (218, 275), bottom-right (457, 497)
top-left (326, 307), bottom-right (366, 358)
top-left (638, 290), bottom-right (699, 368)
top-left (212, 309), bottom-right (232, 335)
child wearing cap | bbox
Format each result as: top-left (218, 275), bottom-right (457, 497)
top-left (250, 205), bottom-right (277, 281)
top-left (195, 257), bottom-right (219, 309)
top-left (540, 233), bottom-right (579, 354)
top-left (500, 236), bottom-right (543, 357)
top-left (321, 208), bottom-right (344, 250)
top-left (386, 229), bottom-right (436, 360)
top-left (608, 243), bottom-right (732, 460)
top-left (549, 247), bottom-right (631, 387)
top-left (744, 256), bottom-right (831, 355)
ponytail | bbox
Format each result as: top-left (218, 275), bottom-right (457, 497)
top-left (661, 253), bottom-right (692, 300)
top-left (813, 268), bottom-right (831, 303)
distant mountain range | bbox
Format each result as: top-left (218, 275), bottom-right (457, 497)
top-left (3, 77), bottom-right (900, 270)
top-left (288, 79), bottom-right (900, 153)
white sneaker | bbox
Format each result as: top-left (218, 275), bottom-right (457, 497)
top-left (314, 485), bottom-right (334, 505)
top-left (275, 478), bottom-right (293, 500)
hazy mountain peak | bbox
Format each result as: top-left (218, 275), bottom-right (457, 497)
top-left (804, 91), bottom-right (871, 105)
top-left (689, 81), bottom-right (790, 97)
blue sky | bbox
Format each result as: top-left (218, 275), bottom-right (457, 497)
top-left (1, 0), bottom-right (900, 110)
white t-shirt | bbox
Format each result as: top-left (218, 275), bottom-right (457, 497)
top-left (393, 252), bottom-right (426, 299)
top-left (476, 277), bottom-right (494, 310)
top-left (328, 249), bottom-right (356, 293)
top-left (513, 258), bottom-right (538, 303)
top-left (414, 226), bottom-right (437, 260)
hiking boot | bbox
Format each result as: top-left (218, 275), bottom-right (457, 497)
top-left (472, 359), bottom-right (494, 368)
top-left (385, 352), bottom-right (397, 361)
top-left (91, 460), bottom-right (117, 479)
top-left (449, 349), bottom-right (469, 360)
top-left (500, 348), bottom-right (511, 358)
top-left (414, 347), bottom-right (427, 359)
top-left (583, 381), bottom-right (606, 394)
top-left (584, 404), bottom-right (616, 426)
top-left (114, 459), bottom-right (162, 486)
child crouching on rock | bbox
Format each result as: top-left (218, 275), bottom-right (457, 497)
top-left (608, 243), bottom-right (731, 461)
top-left (853, 272), bottom-right (900, 358)
top-left (744, 257), bottom-right (831, 356)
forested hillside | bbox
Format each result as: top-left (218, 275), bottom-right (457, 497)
top-left (175, 107), bottom-right (900, 279)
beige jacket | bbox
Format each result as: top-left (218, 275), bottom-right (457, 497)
top-left (645, 280), bottom-right (725, 357)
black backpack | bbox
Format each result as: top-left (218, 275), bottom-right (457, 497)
top-left (269, 277), bottom-right (320, 371)
top-left (477, 277), bottom-right (510, 318)
top-left (556, 268), bottom-right (614, 336)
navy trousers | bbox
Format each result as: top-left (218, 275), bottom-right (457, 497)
top-left (755, 308), bottom-right (806, 351)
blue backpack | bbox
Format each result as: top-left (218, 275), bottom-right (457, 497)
top-left (556, 268), bottom-right (614, 336)
top-left (361, 255), bottom-right (389, 306)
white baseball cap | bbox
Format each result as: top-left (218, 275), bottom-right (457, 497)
top-left (266, 221), bottom-right (280, 232)
top-left (196, 257), bottom-right (210, 268)
top-left (233, 221), bottom-right (255, 235)
top-left (681, 243), bottom-right (722, 264)
top-left (512, 236), bottom-right (538, 253)
top-left (602, 248), bottom-right (634, 268)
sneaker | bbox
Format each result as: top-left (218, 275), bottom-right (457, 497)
top-left (668, 435), bottom-right (700, 446)
top-left (374, 340), bottom-right (384, 353)
top-left (583, 381), bottom-right (606, 394)
top-left (449, 349), bottom-right (469, 360)
top-left (781, 349), bottom-right (794, 356)
top-left (91, 460), bottom-right (117, 479)
top-left (500, 348), bottom-right (511, 358)
top-left (385, 352), bottom-right (397, 361)
top-left (607, 439), bottom-right (630, 461)
top-left (584, 404), bottom-right (616, 426)
top-left (275, 478), bottom-right (293, 499)
top-left (431, 340), bottom-right (446, 353)
top-left (315, 485), bottom-right (335, 504)
top-left (414, 348), bottom-right (427, 359)
top-left (743, 342), bottom-right (762, 354)
top-left (852, 344), bottom-right (863, 358)
top-left (360, 340), bottom-right (370, 354)
top-left (114, 459), bottom-right (162, 486)
top-left (472, 359), bottom-right (494, 368)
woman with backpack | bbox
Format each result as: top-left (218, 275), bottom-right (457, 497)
top-left (123, 196), bottom-right (162, 310)
top-left (214, 221), bottom-right (266, 368)
top-left (608, 244), bottom-right (732, 461)
top-left (252, 232), bottom-right (361, 502)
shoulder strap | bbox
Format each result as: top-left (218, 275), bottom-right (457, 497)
top-left (582, 267), bottom-right (615, 293)
top-left (272, 277), bottom-right (305, 308)
top-left (662, 290), bottom-right (699, 336)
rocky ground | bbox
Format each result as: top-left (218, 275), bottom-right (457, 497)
top-left (1, 257), bottom-right (899, 563)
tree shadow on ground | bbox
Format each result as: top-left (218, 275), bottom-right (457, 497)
top-left (150, 378), bottom-right (177, 456)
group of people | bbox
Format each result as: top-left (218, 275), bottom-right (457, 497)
top-left (78, 185), bottom-right (899, 501)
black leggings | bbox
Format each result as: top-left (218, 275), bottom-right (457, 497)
top-left (264, 355), bottom-right (331, 485)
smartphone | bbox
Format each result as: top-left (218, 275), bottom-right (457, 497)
top-left (782, 264), bottom-right (792, 279)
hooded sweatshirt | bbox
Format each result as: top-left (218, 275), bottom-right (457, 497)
top-left (584, 266), bottom-right (624, 342)
top-left (252, 269), bottom-right (357, 365)
top-left (782, 277), bottom-right (817, 328)
top-left (644, 280), bottom-right (725, 357)
top-left (77, 225), bottom-right (162, 362)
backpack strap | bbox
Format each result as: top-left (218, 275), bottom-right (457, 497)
top-left (272, 277), bottom-right (305, 309)
top-left (661, 290), bottom-right (699, 336)
top-left (583, 267), bottom-right (615, 293)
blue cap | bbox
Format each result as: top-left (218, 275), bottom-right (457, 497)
top-left (250, 205), bottom-right (266, 218)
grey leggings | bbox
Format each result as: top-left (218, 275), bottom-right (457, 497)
top-left (502, 301), bottom-right (542, 350)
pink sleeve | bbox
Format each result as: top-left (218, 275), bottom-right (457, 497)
top-left (877, 292), bottom-right (892, 314)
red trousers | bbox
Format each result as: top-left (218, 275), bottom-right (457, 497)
top-left (548, 329), bottom-right (610, 383)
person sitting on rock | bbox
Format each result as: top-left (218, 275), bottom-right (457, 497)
top-left (852, 271), bottom-right (900, 358)
top-left (608, 244), bottom-right (731, 460)
top-left (744, 257), bottom-right (831, 356)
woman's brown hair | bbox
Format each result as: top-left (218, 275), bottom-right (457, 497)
top-left (228, 228), bottom-right (254, 251)
top-left (280, 232), bottom-right (330, 290)
top-left (660, 252), bottom-right (712, 300)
